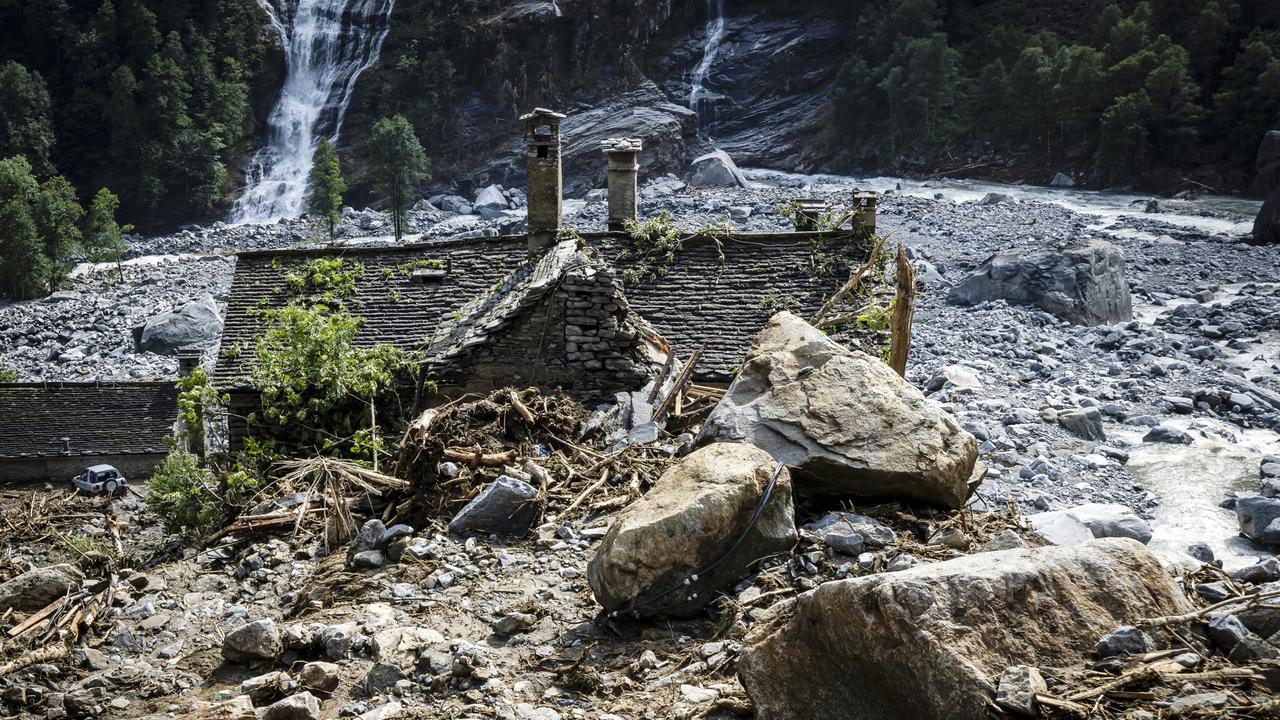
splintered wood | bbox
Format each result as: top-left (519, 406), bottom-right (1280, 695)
top-left (889, 244), bottom-right (916, 377)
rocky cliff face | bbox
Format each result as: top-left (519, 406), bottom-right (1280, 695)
top-left (344, 0), bottom-right (850, 197)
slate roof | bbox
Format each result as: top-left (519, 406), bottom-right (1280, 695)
top-left (0, 382), bottom-right (178, 459)
top-left (213, 231), bottom-right (861, 388)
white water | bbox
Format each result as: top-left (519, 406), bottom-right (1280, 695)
top-left (688, 0), bottom-right (726, 136)
top-left (231, 0), bottom-right (397, 225)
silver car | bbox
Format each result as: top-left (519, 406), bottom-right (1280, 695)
top-left (71, 464), bottom-right (128, 496)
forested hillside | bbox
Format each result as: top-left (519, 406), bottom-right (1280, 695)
top-left (832, 0), bottom-right (1280, 189)
top-left (0, 0), bottom-right (273, 225)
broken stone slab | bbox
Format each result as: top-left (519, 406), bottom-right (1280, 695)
top-left (697, 312), bottom-right (978, 508)
top-left (222, 618), bottom-right (283, 664)
top-left (448, 476), bottom-right (541, 537)
top-left (947, 240), bottom-right (1133, 326)
top-left (298, 662), bottom-right (340, 694)
top-left (588, 443), bottom-right (796, 618)
top-left (1237, 495), bottom-right (1280, 545)
top-left (994, 665), bottom-right (1046, 717)
top-left (737, 538), bottom-right (1191, 720)
top-left (1027, 511), bottom-right (1091, 547)
top-left (370, 626), bottom-right (445, 668)
top-left (0, 564), bottom-right (84, 612)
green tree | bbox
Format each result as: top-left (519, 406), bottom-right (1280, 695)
top-left (307, 138), bottom-right (346, 242)
top-left (0, 62), bottom-right (55, 176)
top-left (369, 114), bottom-right (429, 240)
top-left (1096, 91), bottom-right (1156, 184)
top-left (33, 175), bottom-right (84, 293)
top-left (0, 156), bottom-right (46, 299)
top-left (84, 188), bottom-right (131, 276)
top-left (251, 304), bottom-right (411, 459)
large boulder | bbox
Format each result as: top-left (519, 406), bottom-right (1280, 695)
top-left (737, 538), bottom-right (1193, 720)
top-left (1237, 495), bottom-right (1280, 546)
top-left (1254, 131), bottom-right (1280, 244)
top-left (0, 565), bottom-right (83, 612)
top-left (685, 150), bottom-right (749, 188)
top-left (1028, 503), bottom-right (1153, 545)
top-left (948, 240), bottom-right (1132, 325)
top-left (697, 312), bottom-right (978, 508)
top-left (588, 443), bottom-right (796, 618)
top-left (448, 476), bottom-right (541, 537)
top-left (139, 296), bottom-right (223, 355)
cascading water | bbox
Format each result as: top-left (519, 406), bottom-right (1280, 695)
top-left (688, 0), bottom-right (726, 138)
top-left (231, 0), bottom-right (396, 225)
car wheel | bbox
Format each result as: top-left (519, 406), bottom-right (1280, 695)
top-left (104, 480), bottom-right (118, 495)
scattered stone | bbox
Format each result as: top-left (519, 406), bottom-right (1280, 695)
top-left (804, 512), bottom-right (897, 552)
top-left (588, 443), bottom-right (796, 618)
top-left (1095, 626), bottom-right (1152, 657)
top-left (698, 312), bottom-right (978, 508)
top-left (1234, 557), bottom-right (1280, 584)
top-left (979, 529), bottom-right (1027, 552)
top-left (448, 476), bottom-right (541, 537)
top-left (222, 619), bottom-right (283, 663)
top-left (492, 612), bottom-right (538, 636)
top-left (1058, 407), bottom-right (1105, 441)
top-left (1049, 172), bottom-right (1074, 188)
top-left (1144, 425), bottom-right (1193, 444)
top-left (260, 692), bottom-right (320, 720)
top-left (299, 662), bottom-right (340, 694)
top-left (1207, 614), bottom-right (1249, 652)
top-left (738, 539), bottom-right (1190, 720)
top-left (242, 671), bottom-right (292, 704)
top-left (1027, 511), bottom-right (1094, 546)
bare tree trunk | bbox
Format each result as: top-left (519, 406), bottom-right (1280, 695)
top-left (889, 244), bottom-right (916, 377)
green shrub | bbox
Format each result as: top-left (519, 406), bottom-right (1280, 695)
top-left (145, 450), bottom-right (223, 539)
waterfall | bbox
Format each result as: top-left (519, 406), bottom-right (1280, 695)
top-left (230, 0), bottom-right (397, 225)
top-left (688, 0), bottom-right (725, 138)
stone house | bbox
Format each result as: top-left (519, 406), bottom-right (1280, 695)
top-left (0, 381), bottom-right (179, 483)
top-left (212, 109), bottom-right (873, 448)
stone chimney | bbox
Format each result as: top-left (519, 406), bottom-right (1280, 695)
top-left (602, 138), bottom-right (642, 231)
top-left (521, 108), bottom-right (566, 252)
top-left (176, 346), bottom-right (202, 378)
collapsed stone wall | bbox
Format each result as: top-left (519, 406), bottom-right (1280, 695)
top-left (430, 246), bottom-right (668, 397)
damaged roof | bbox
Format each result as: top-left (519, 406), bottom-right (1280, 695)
top-left (213, 231), bottom-right (862, 388)
top-left (0, 382), bottom-right (178, 459)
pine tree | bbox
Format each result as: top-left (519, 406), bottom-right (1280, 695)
top-left (0, 62), bottom-right (56, 176)
top-left (307, 138), bottom-right (346, 243)
top-left (369, 115), bottom-right (429, 241)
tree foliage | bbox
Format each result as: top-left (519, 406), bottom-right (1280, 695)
top-left (84, 188), bottom-right (131, 267)
top-left (307, 138), bottom-right (346, 243)
top-left (369, 115), bottom-right (429, 241)
top-left (0, 1), bottom-right (265, 225)
top-left (831, 0), bottom-right (1280, 188)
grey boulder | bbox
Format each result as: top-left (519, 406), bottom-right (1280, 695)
top-left (472, 185), bottom-right (510, 219)
top-left (259, 691), bottom-right (320, 720)
top-left (0, 564), bottom-right (83, 612)
top-left (588, 443), bottom-right (796, 618)
top-left (1058, 407), bottom-right (1105, 441)
top-left (1253, 130), bottom-right (1280, 244)
top-left (448, 475), bottom-right (541, 537)
top-left (697, 312), bottom-right (978, 508)
top-left (737, 538), bottom-right (1192, 720)
top-left (948, 240), bottom-right (1132, 326)
top-left (1237, 495), bottom-right (1280, 546)
top-left (685, 150), bottom-right (749, 188)
top-left (139, 296), bottom-right (223, 355)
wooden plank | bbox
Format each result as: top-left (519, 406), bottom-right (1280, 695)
top-left (6, 597), bottom-right (64, 638)
top-left (653, 346), bottom-right (705, 423)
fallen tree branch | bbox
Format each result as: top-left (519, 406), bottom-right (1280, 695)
top-left (0, 640), bottom-right (69, 676)
top-left (1136, 590), bottom-right (1280, 630)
